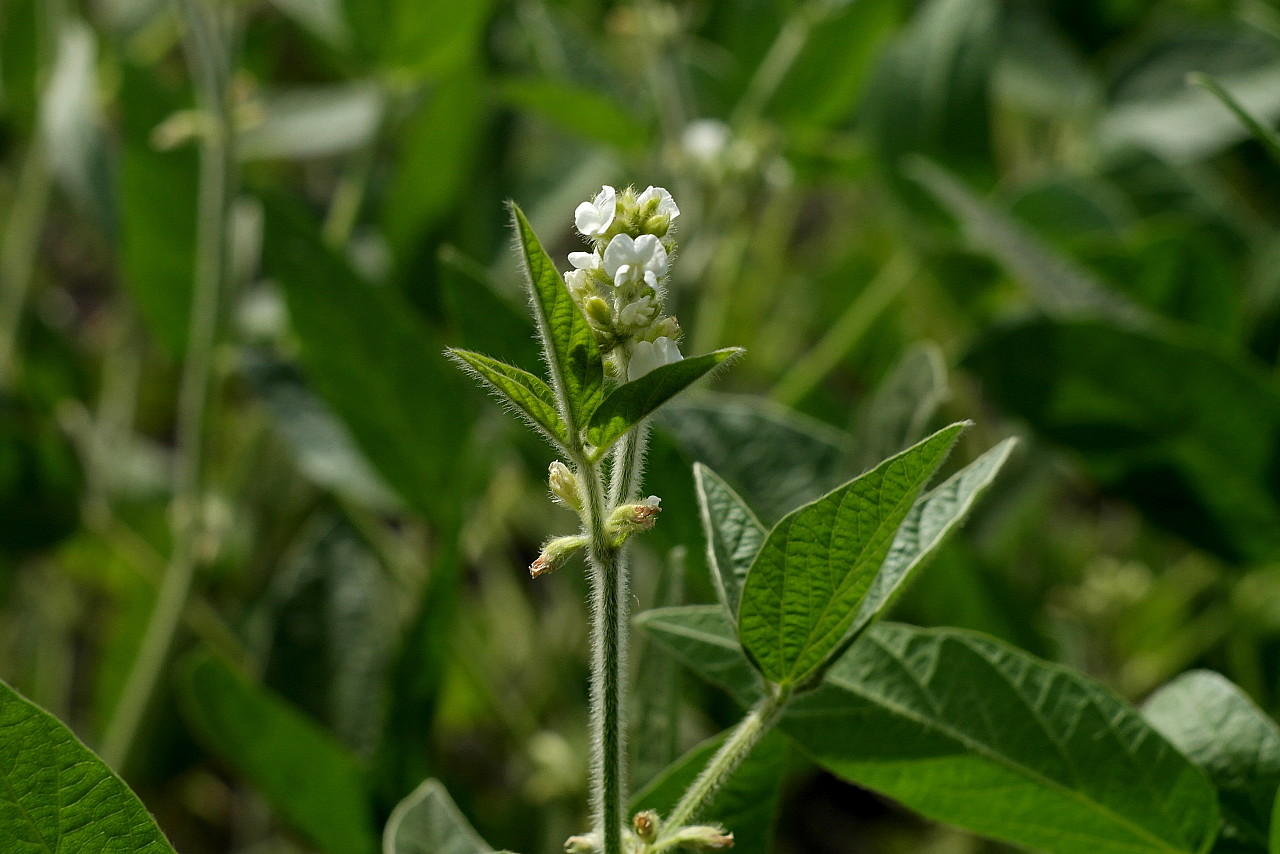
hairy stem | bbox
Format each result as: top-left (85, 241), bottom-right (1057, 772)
top-left (579, 456), bottom-right (629, 854)
top-left (100, 0), bottom-right (233, 768)
top-left (659, 686), bottom-right (791, 835)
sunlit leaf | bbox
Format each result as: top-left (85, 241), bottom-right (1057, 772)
top-left (448, 348), bottom-right (570, 451)
top-left (0, 679), bottom-right (178, 854)
top-left (497, 77), bottom-right (650, 150)
top-left (738, 423), bottom-right (965, 685)
top-left (695, 462), bottom-right (766, 623)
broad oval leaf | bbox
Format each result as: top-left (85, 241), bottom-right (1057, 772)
top-left (181, 653), bottom-right (378, 854)
top-left (1144, 670), bottom-right (1280, 850)
top-left (587, 348), bottom-right (743, 456)
top-left (384, 778), bottom-right (512, 854)
top-left (447, 348), bottom-right (570, 451)
top-left (695, 463), bottom-right (766, 624)
top-left (738, 422), bottom-right (966, 686)
top-left (633, 605), bottom-right (764, 709)
top-left (0, 680), bottom-right (179, 853)
top-left (510, 203), bottom-right (603, 437)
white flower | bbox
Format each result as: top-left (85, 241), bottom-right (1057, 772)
top-left (565, 268), bottom-right (593, 297)
top-left (618, 295), bottom-right (657, 329)
top-left (682, 119), bottom-right (730, 165)
top-left (574, 185), bottom-right (616, 236)
top-left (603, 233), bottom-right (667, 288)
top-left (637, 185), bottom-right (680, 221)
top-left (568, 251), bottom-right (600, 270)
top-left (628, 336), bottom-right (683, 381)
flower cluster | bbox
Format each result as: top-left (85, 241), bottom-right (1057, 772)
top-left (567, 185), bottom-right (684, 381)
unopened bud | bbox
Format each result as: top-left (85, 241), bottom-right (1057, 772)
top-left (584, 296), bottom-right (613, 327)
top-left (666, 825), bottom-right (734, 851)
top-left (564, 833), bottom-right (598, 854)
top-left (608, 496), bottom-right (662, 543)
top-left (644, 214), bottom-right (670, 236)
top-left (651, 316), bottom-right (681, 341)
top-left (549, 461), bottom-right (581, 511)
top-left (530, 535), bottom-right (587, 578)
top-left (633, 810), bottom-right (660, 843)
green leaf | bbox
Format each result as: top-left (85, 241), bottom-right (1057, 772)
top-left (1144, 671), bottom-right (1280, 850)
top-left (586, 348), bottom-right (743, 456)
top-left (1187, 72), bottom-right (1280, 165)
top-left (631, 728), bottom-right (789, 854)
top-left (695, 463), bottom-right (766, 624)
top-left (639, 609), bottom-right (1221, 854)
top-left (447, 348), bottom-right (570, 451)
top-left (509, 202), bottom-right (603, 439)
top-left (848, 437), bottom-right (1018, 636)
top-left (263, 196), bottom-right (470, 525)
top-left (787, 624), bottom-right (1220, 854)
top-left (908, 158), bottom-right (1150, 324)
top-left (343, 0), bottom-right (496, 78)
top-left (181, 653), bottom-right (378, 854)
top-left (848, 342), bottom-right (949, 476)
top-left (1272, 790), bottom-right (1279, 854)
top-left (737, 423), bottom-right (966, 686)
top-left (497, 77), bottom-right (650, 151)
top-left (384, 778), bottom-right (510, 854)
top-left (633, 605), bottom-right (764, 709)
top-left (0, 679), bottom-right (178, 853)
top-left (965, 316), bottom-right (1280, 565)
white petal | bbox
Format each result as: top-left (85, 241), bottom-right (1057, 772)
top-left (575, 201), bottom-right (605, 235)
top-left (603, 233), bottom-right (639, 277)
top-left (654, 336), bottom-right (683, 366)
top-left (568, 251), bottom-right (599, 270)
top-left (639, 186), bottom-right (680, 220)
top-left (628, 340), bottom-right (660, 381)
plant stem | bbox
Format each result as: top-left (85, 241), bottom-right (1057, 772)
top-left (659, 686), bottom-right (791, 836)
top-left (0, 143), bottom-right (53, 387)
top-left (100, 0), bottom-right (233, 768)
top-left (579, 455), bottom-right (629, 854)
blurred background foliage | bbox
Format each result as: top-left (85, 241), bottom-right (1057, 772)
top-left (2, 0), bottom-right (1280, 851)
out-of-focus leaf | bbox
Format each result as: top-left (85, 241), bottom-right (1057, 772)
top-left (639, 608), bottom-right (1221, 854)
top-left (631, 728), bottom-right (789, 854)
top-left (39, 18), bottom-right (113, 230)
top-left (242, 350), bottom-right (400, 511)
top-left (966, 317), bottom-right (1280, 564)
top-left (1099, 29), bottom-right (1280, 163)
top-left (0, 0), bottom-right (41, 126)
top-left (0, 679), bottom-right (176, 852)
top-left (0, 390), bottom-right (81, 555)
top-left (848, 342), bottom-right (949, 475)
top-left (384, 778), bottom-right (512, 854)
top-left (343, 0), bottom-right (495, 78)
top-left (1272, 791), bottom-right (1279, 854)
top-left (848, 437), bottom-right (1017, 636)
top-left (118, 60), bottom-right (198, 354)
top-left (238, 83), bottom-right (383, 161)
top-left (657, 393), bottom-right (850, 524)
top-left (694, 463), bottom-right (765, 623)
top-left (181, 653), bottom-right (378, 854)
top-left (261, 517), bottom-right (398, 759)
top-left (862, 0), bottom-right (1000, 205)
top-left (447, 348), bottom-right (569, 451)
top-left (586, 349), bottom-right (743, 456)
top-left (997, 4), bottom-right (1097, 118)
top-left (910, 159), bottom-right (1150, 324)
top-left (510, 202), bottom-right (602, 436)
top-left (1188, 72), bottom-right (1280, 164)
top-left (1006, 176), bottom-right (1133, 246)
top-left (262, 197), bottom-right (469, 524)
top-left (1145, 671), bottom-right (1280, 850)
top-left (764, 0), bottom-right (903, 128)
top-left (497, 78), bottom-right (650, 150)
top-left (383, 67), bottom-right (490, 263)
top-left (738, 424), bottom-right (965, 686)
top-left (268, 0), bottom-right (348, 47)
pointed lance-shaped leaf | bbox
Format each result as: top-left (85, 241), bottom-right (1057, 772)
top-left (384, 778), bottom-right (516, 854)
top-left (447, 348), bottom-right (570, 452)
top-left (737, 422), bottom-right (966, 686)
top-left (509, 202), bottom-right (603, 438)
top-left (586, 348), bottom-right (743, 457)
top-left (695, 462), bottom-right (766, 625)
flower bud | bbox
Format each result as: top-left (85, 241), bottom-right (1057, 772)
top-left (643, 214), bottom-right (670, 236)
top-left (666, 825), bottom-right (734, 851)
top-left (548, 461), bottom-right (581, 511)
top-left (584, 296), bottom-right (613, 327)
top-left (632, 810), bottom-right (660, 843)
top-left (650, 316), bottom-right (682, 342)
top-left (564, 834), bottom-right (599, 854)
top-left (530, 535), bottom-right (587, 578)
top-left (608, 496), bottom-right (661, 543)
